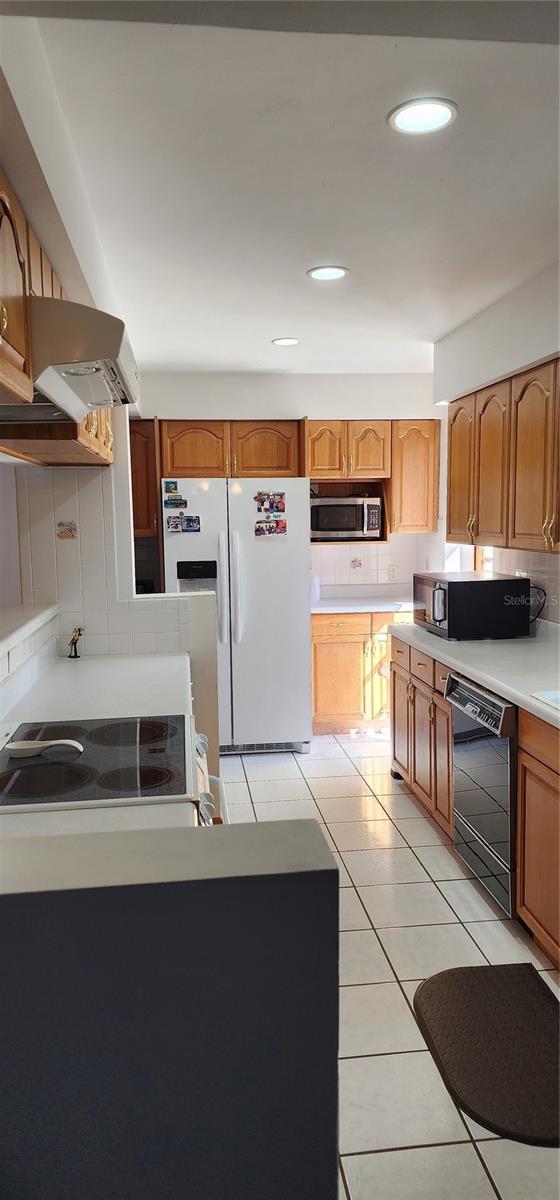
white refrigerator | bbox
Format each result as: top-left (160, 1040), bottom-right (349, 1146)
top-left (162, 477), bottom-right (312, 751)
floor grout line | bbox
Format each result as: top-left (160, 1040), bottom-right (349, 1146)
top-left (222, 730), bottom-right (551, 1200)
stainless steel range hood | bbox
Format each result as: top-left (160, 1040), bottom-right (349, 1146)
top-left (28, 297), bottom-right (140, 422)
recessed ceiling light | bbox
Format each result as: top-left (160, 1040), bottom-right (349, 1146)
top-left (307, 266), bottom-right (349, 281)
top-left (387, 98), bottom-right (457, 135)
top-left (272, 337), bottom-right (299, 347)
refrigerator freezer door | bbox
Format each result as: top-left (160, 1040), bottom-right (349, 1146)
top-left (228, 478), bottom-right (312, 746)
top-left (161, 479), bottom-right (232, 746)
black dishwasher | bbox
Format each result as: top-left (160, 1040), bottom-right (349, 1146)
top-left (444, 673), bottom-right (517, 916)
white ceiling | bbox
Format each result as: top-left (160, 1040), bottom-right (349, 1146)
top-left (38, 19), bottom-right (558, 373)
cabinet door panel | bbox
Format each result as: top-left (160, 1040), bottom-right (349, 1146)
top-left (130, 420), bottom-right (159, 536)
top-left (391, 663), bottom-right (411, 782)
top-left (410, 678), bottom-right (435, 813)
top-left (474, 381), bottom-right (510, 546)
top-left (348, 420), bottom-right (391, 478)
top-left (40, 248), bottom-right (53, 297)
top-left (0, 173), bottom-right (32, 403)
top-left (516, 750), bottom-right (559, 966)
top-left (313, 634), bottom-right (371, 731)
top-left (432, 692), bottom-right (453, 836)
top-left (26, 223), bottom-right (43, 297)
top-left (392, 420), bottom-right (440, 533)
top-left (231, 420), bottom-right (298, 477)
top-left (509, 362), bottom-right (556, 551)
top-left (160, 420), bottom-right (230, 477)
top-left (308, 420), bottom-right (347, 478)
top-left (447, 397), bottom-right (475, 543)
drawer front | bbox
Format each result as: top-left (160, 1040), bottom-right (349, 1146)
top-left (519, 709), bottom-right (560, 775)
top-left (390, 636), bottom-right (410, 671)
top-left (435, 661), bottom-right (450, 695)
top-left (410, 648), bottom-right (435, 688)
top-left (312, 612), bottom-right (371, 637)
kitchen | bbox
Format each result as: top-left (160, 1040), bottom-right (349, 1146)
top-left (0, 5), bottom-right (559, 1199)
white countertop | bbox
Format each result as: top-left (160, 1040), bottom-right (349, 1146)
top-left (3, 653), bottom-right (192, 725)
top-left (312, 594), bottom-right (413, 615)
top-left (0, 605), bottom-right (58, 658)
top-left (388, 620), bottom-right (560, 729)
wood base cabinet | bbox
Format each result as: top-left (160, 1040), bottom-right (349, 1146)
top-left (390, 645), bottom-right (453, 838)
top-left (312, 612), bottom-right (411, 734)
top-left (312, 614), bottom-right (372, 732)
top-left (516, 710), bottom-right (560, 967)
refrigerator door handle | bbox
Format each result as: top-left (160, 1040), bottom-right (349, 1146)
top-left (218, 530), bottom-right (229, 644)
top-left (231, 530), bottom-right (242, 644)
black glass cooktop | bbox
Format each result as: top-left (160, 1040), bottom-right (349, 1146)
top-left (0, 716), bottom-right (186, 807)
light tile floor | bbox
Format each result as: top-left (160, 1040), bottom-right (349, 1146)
top-left (220, 728), bottom-right (559, 1200)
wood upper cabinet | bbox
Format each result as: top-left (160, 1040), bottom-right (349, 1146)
top-left (130, 419), bottom-right (159, 536)
top-left (0, 411), bottom-right (114, 465)
top-left (0, 169), bottom-right (32, 404)
top-left (231, 420), bottom-right (299, 477)
top-left (509, 361), bottom-right (558, 552)
top-left (26, 224), bottom-right (43, 297)
top-left (432, 691), bottom-right (453, 837)
top-left (160, 420), bottom-right (231, 477)
top-left (390, 662), bottom-right (411, 783)
top-left (311, 614), bottom-right (372, 732)
top-left (308, 420), bottom-right (347, 478)
top-left (347, 420), bottom-right (391, 478)
top-left (516, 749), bottom-right (559, 967)
top-left (473, 381), bottom-right (510, 547)
top-left (447, 396), bottom-right (475, 543)
top-left (391, 420), bottom-right (440, 533)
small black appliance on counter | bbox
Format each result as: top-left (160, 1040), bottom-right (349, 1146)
top-left (413, 571), bottom-right (531, 640)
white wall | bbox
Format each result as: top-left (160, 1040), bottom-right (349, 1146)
top-left (139, 371), bottom-right (434, 420)
top-left (0, 465), bottom-right (22, 605)
top-left (433, 263), bottom-right (560, 405)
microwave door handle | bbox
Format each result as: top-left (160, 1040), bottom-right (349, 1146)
top-left (432, 587), bottom-right (446, 623)
top-left (363, 501), bottom-right (368, 536)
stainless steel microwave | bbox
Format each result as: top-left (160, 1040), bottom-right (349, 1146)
top-left (310, 496), bottom-right (382, 541)
top-left (413, 571), bottom-right (531, 640)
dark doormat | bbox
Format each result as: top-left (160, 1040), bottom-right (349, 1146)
top-left (413, 963), bottom-right (560, 1147)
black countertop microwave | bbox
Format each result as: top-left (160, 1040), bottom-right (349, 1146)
top-left (413, 572), bottom-right (531, 640)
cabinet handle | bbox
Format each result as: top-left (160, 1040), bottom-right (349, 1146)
top-left (0, 302), bottom-right (7, 335)
top-left (108, 429), bottom-right (114, 453)
top-left (225, 453), bottom-right (230, 476)
top-left (416, 661), bottom-right (427, 668)
top-left (542, 514), bottom-right (550, 548)
top-left (233, 453), bottom-right (237, 476)
top-left (428, 701), bottom-right (435, 724)
top-left (153, 513), bottom-right (157, 532)
top-left (342, 452), bottom-right (347, 475)
top-left (349, 452), bottom-right (354, 475)
top-left (546, 514), bottom-right (555, 550)
top-left (328, 621), bottom-right (345, 627)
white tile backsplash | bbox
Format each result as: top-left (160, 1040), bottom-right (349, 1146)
top-left (15, 466), bottom-right (196, 658)
top-left (311, 531), bottom-right (439, 592)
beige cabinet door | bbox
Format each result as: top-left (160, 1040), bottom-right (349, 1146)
top-left (447, 396), bottom-right (475, 543)
top-left (509, 362), bottom-right (558, 552)
top-left (231, 420), bottom-right (299, 476)
top-left (473, 382), bottom-right (510, 547)
top-left (308, 420), bottom-right (347, 478)
top-left (160, 420), bottom-right (231, 477)
top-left (392, 420), bottom-right (440, 533)
top-left (347, 420), bottom-right (391, 478)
